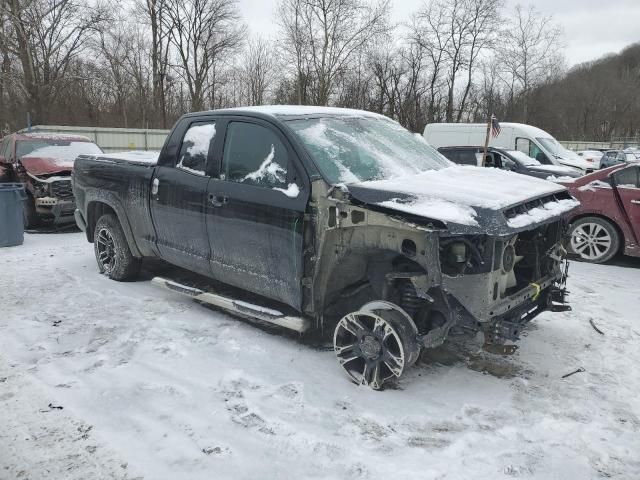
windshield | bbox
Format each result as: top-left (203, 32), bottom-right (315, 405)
top-left (287, 116), bottom-right (451, 184)
top-left (507, 150), bottom-right (540, 166)
top-left (17, 140), bottom-right (102, 161)
top-left (536, 137), bottom-right (563, 156)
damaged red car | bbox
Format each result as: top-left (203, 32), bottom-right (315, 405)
top-left (0, 132), bottom-right (102, 227)
top-left (563, 164), bottom-right (640, 263)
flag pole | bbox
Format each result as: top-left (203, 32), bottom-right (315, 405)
top-left (482, 113), bottom-right (492, 167)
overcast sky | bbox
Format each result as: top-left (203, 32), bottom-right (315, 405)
top-left (238, 0), bottom-right (640, 67)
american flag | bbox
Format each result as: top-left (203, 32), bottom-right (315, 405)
top-left (491, 115), bottom-right (501, 137)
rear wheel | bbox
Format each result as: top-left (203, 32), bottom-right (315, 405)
top-left (93, 213), bottom-right (141, 280)
top-left (333, 301), bottom-right (420, 390)
top-left (569, 217), bottom-right (620, 263)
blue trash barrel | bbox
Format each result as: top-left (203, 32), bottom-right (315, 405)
top-left (0, 183), bottom-right (26, 247)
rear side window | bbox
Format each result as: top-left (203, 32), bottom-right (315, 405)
top-left (441, 150), bottom-right (477, 166)
top-left (457, 150), bottom-right (478, 166)
top-left (613, 167), bottom-right (639, 188)
top-left (222, 122), bottom-right (288, 188)
top-left (177, 122), bottom-right (216, 175)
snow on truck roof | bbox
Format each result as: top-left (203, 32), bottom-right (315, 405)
top-left (218, 105), bottom-right (389, 119)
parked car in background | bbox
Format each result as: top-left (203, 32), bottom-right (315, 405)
top-left (0, 132), bottom-right (103, 227)
top-left (623, 148), bottom-right (640, 161)
top-left (424, 122), bottom-right (593, 172)
top-left (600, 150), bottom-right (638, 169)
top-left (562, 164), bottom-right (640, 263)
top-left (73, 105), bottom-right (576, 389)
top-left (437, 146), bottom-right (582, 179)
top-left (577, 150), bottom-right (604, 169)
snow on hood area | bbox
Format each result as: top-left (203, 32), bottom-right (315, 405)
top-left (506, 198), bottom-right (580, 228)
top-left (19, 156), bottom-right (75, 175)
top-left (1, 233), bottom-right (639, 479)
top-left (359, 166), bottom-right (566, 211)
top-left (355, 166), bottom-right (567, 226)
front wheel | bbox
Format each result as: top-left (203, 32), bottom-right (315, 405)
top-left (333, 301), bottom-right (420, 390)
top-left (569, 217), bottom-right (620, 263)
top-left (93, 213), bottom-right (141, 280)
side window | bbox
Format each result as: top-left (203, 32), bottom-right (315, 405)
top-left (456, 150), bottom-right (477, 166)
top-left (516, 137), bottom-right (530, 156)
top-left (613, 167), bottom-right (639, 188)
top-left (177, 122), bottom-right (216, 175)
top-left (500, 154), bottom-right (516, 171)
top-left (222, 122), bottom-right (288, 188)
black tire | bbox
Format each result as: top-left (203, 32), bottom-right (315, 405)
top-left (568, 217), bottom-right (620, 264)
top-left (93, 213), bottom-right (141, 280)
top-left (23, 195), bottom-right (40, 229)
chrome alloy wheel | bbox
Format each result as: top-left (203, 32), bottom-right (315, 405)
top-left (570, 222), bottom-right (612, 261)
top-left (96, 227), bottom-right (117, 272)
top-left (334, 302), bottom-right (419, 390)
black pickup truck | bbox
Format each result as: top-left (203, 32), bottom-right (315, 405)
top-left (73, 106), bottom-right (577, 389)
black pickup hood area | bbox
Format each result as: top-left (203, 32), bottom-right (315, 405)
top-left (347, 166), bottom-right (579, 235)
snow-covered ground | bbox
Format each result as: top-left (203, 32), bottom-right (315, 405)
top-left (1, 232), bottom-right (639, 479)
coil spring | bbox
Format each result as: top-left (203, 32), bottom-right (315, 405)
top-left (400, 281), bottom-right (422, 317)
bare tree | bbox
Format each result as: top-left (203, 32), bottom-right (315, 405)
top-left (241, 36), bottom-right (275, 106)
top-left (0, 0), bottom-right (106, 123)
top-left (135, 0), bottom-right (173, 127)
top-left (497, 5), bottom-right (563, 122)
top-left (164, 0), bottom-right (244, 111)
top-left (413, 0), bottom-right (501, 122)
top-left (277, 0), bottom-right (390, 106)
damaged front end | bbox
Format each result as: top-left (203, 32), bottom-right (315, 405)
top-left (311, 182), bottom-right (575, 389)
top-left (438, 220), bottom-right (571, 354)
top-left (24, 170), bottom-right (76, 224)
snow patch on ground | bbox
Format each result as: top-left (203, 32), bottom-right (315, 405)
top-left (1, 233), bottom-right (640, 479)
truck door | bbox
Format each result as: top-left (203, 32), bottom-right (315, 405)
top-left (150, 119), bottom-right (217, 275)
top-left (613, 165), bottom-right (640, 242)
top-left (205, 118), bottom-right (309, 310)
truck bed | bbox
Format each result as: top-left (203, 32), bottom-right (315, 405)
top-left (73, 152), bottom-right (159, 257)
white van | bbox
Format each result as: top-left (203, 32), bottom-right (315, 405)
top-left (423, 122), bottom-right (591, 172)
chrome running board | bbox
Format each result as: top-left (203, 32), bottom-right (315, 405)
top-left (151, 277), bottom-right (311, 333)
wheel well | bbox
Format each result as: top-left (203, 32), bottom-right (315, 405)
top-left (321, 250), bottom-right (427, 321)
top-left (569, 213), bottom-right (624, 252)
top-left (86, 201), bottom-right (117, 242)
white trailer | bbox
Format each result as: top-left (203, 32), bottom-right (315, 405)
top-left (424, 122), bottom-right (592, 172)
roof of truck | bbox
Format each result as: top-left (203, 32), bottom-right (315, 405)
top-left (195, 105), bottom-right (389, 119)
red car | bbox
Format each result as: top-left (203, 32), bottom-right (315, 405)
top-left (562, 164), bottom-right (640, 263)
top-left (0, 132), bottom-right (102, 227)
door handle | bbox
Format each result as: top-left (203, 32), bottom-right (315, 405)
top-left (631, 200), bottom-right (640, 205)
top-left (209, 193), bottom-right (228, 207)
top-left (151, 178), bottom-right (159, 195)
